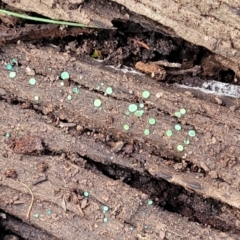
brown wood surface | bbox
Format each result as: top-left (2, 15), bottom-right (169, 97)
top-left (0, 42), bottom-right (240, 238)
top-left (0, 141), bottom-right (238, 239)
top-left (1, 0), bottom-right (240, 238)
top-left (2, 0), bottom-right (240, 76)
top-left (0, 43), bottom-right (240, 208)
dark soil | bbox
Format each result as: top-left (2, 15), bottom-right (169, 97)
top-left (1, 7), bottom-right (240, 239)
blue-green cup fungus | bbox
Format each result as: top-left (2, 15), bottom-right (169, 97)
top-left (6, 64), bottom-right (13, 70)
top-left (9, 72), bottom-right (16, 78)
top-left (105, 87), bottom-right (113, 95)
top-left (72, 87), bottom-right (80, 94)
top-left (175, 124), bottom-right (182, 131)
top-left (148, 118), bottom-right (156, 125)
top-left (175, 111), bottom-right (182, 118)
top-left (83, 191), bottom-right (89, 197)
top-left (177, 145), bottom-right (184, 151)
top-left (144, 129), bottom-right (150, 136)
top-left (103, 206), bottom-right (109, 212)
top-left (5, 133), bottom-right (10, 138)
top-left (60, 71), bottom-right (70, 80)
top-left (142, 90), bottom-right (150, 99)
top-left (94, 99), bottom-right (102, 107)
top-left (166, 130), bottom-right (173, 137)
top-left (67, 95), bottom-right (72, 101)
top-left (34, 95), bottom-right (39, 101)
top-left (147, 199), bottom-right (153, 205)
top-left (180, 108), bottom-right (186, 115)
top-left (188, 130), bottom-right (196, 137)
top-left (134, 110), bottom-right (144, 117)
top-left (128, 104), bottom-right (138, 113)
top-left (29, 78), bottom-right (36, 85)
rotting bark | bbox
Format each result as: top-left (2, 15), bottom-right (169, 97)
top-left (0, 95), bottom-right (240, 221)
top-left (1, 42), bottom-right (240, 237)
top-left (2, 0), bottom-right (240, 76)
top-left (1, 0), bottom-right (240, 237)
top-left (0, 148), bottom-right (239, 239)
top-left (0, 23), bottom-right (93, 46)
top-left (1, 43), bottom-right (240, 200)
top-left (1, 213), bottom-right (56, 240)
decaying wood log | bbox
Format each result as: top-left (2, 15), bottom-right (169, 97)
top-left (1, 42), bottom-right (240, 208)
top-left (0, 42), bottom-right (240, 237)
top-left (2, 0), bottom-right (240, 76)
top-left (0, 138), bottom-right (238, 239)
top-left (1, 213), bottom-right (56, 240)
top-left (1, 0), bottom-right (240, 238)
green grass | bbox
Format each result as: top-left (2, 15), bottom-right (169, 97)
top-left (0, 9), bottom-right (99, 28)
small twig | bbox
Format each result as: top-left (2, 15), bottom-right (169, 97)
top-left (77, 204), bottom-right (85, 217)
top-left (152, 60), bottom-right (181, 68)
top-left (32, 175), bottom-right (48, 186)
top-left (111, 204), bottom-right (121, 216)
top-left (167, 65), bottom-right (201, 76)
top-left (59, 122), bottom-right (76, 128)
top-left (20, 182), bottom-right (34, 219)
top-left (129, 38), bottom-right (150, 50)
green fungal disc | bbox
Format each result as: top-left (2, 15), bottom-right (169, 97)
top-left (34, 96), bottom-right (39, 101)
top-left (180, 108), bottom-right (186, 115)
top-left (6, 64), bottom-right (13, 70)
top-left (9, 71), bottom-right (16, 78)
top-left (84, 191), bottom-right (89, 197)
top-left (177, 145), bottom-right (184, 151)
top-left (134, 110), bottom-right (144, 117)
top-left (148, 199), bottom-right (153, 205)
top-left (94, 99), bottom-right (102, 107)
top-left (128, 104), bottom-right (138, 113)
top-left (166, 130), bottom-right (173, 137)
top-left (11, 58), bottom-right (18, 65)
top-left (142, 90), bottom-right (150, 99)
top-left (34, 213), bottom-right (39, 218)
top-left (144, 129), bottom-right (150, 136)
top-left (125, 111), bottom-right (130, 116)
top-left (5, 133), bottom-right (10, 138)
top-left (175, 124), bottom-right (182, 131)
top-left (139, 103), bottom-right (144, 108)
top-left (184, 139), bottom-right (190, 145)
top-left (123, 124), bottom-right (130, 131)
top-left (106, 87), bottom-right (113, 95)
top-left (29, 78), bottom-right (36, 85)
top-left (188, 130), bottom-right (196, 137)
top-left (103, 217), bottom-right (108, 223)
top-left (149, 118), bottom-right (156, 125)
top-left (96, 86), bottom-right (100, 90)
top-left (175, 111), bottom-right (181, 118)
top-left (61, 71), bottom-right (70, 80)
top-left (47, 210), bottom-right (52, 215)
top-left (67, 95), bottom-right (72, 101)
top-left (72, 87), bottom-right (79, 94)
top-left (103, 206), bottom-right (109, 212)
